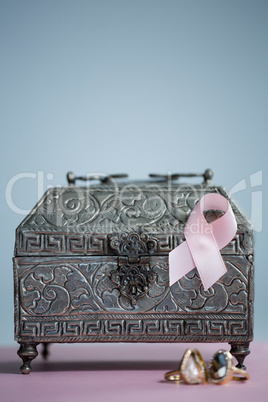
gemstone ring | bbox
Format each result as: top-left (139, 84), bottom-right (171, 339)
top-left (164, 348), bottom-right (208, 384)
top-left (165, 349), bottom-right (249, 385)
top-left (209, 350), bottom-right (250, 384)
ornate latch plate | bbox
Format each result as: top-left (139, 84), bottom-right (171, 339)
top-left (109, 233), bottom-right (157, 306)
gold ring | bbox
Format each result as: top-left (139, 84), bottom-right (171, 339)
top-left (164, 348), bottom-right (208, 385)
top-left (209, 350), bottom-right (250, 384)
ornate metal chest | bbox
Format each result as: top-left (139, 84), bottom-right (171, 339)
top-left (13, 170), bottom-right (254, 373)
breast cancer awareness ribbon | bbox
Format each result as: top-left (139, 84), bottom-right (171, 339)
top-left (169, 193), bottom-right (237, 291)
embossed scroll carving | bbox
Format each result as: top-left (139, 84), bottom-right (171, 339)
top-left (19, 187), bottom-right (223, 233)
top-left (20, 263), bottom-right (100, 316)
top-left (17, 254), bottom-right (250, 316)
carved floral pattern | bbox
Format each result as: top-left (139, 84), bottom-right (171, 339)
top-left (18, 256), bottom-right (249, 315)
top-left (20, 263), bottom-right (99, 316)
top-left (20, 187), bottom-right (219, 232)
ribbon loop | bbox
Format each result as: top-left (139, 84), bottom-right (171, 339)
top-left (169, 193), bottom-right (237, 291)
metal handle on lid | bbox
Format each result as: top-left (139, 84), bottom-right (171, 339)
top-left (149, 169), bottom-right (213, 183)
top-left (67, 172), bottom-right (128, 186)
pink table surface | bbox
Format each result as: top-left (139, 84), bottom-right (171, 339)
top-left (0, 341), bottom-right (267, 402)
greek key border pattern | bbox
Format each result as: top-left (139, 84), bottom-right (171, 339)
top-left (16, 232), bottom-right (243, 255)
top-left (17, 317), bottom-right (249, 340)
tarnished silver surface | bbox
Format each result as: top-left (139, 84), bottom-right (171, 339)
top-left (13, 170), bottom-right (254, 373)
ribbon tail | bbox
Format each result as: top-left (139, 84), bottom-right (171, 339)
top-left (197, 259), bottom-right (227, 291)
top-left (169, 241), bottom-right (195, 286)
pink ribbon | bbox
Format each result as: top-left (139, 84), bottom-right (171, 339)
top-left (169, 193), bottom-right (237, 291)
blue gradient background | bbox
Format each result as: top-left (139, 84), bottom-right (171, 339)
top-left (0, 0), bottom-right (267, 345)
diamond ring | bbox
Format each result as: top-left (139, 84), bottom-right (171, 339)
top-left (164, 348), bottom-right (208, 384)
